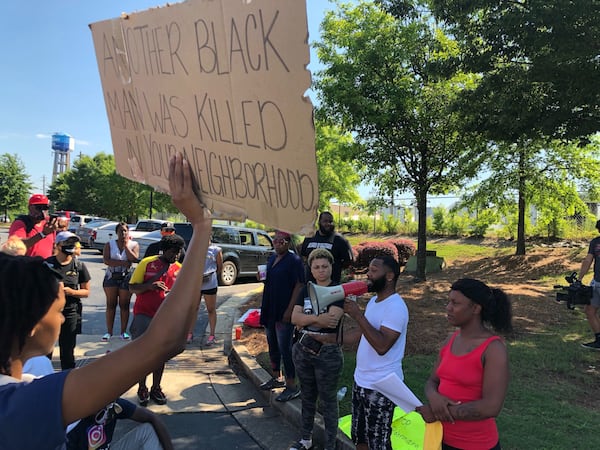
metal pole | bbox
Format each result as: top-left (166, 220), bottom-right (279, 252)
top-left (149, 190), bottom-right (153, 219)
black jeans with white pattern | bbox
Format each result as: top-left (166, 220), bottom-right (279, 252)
top-left (292, 342), bottom-right (343, 450)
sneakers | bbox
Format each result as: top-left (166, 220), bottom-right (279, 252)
top-left (260, 377), bottom-right (285, 390)
top-left (205, 335), bottom-right (216, 346)
top-left (290, 439), bottom-right (313, 450)
top-left (101, 333), bottom-right (111, 342)
top-left (581, 340), bottom-right (600, 350)
top-left (276, 387), bottom-right (301, 402)
top-left (120, 332), bottom-right (131, 340)
top-left (137, 386), bottom-right (149, 406)
top-left (150, 386), bottom-right (168, 405)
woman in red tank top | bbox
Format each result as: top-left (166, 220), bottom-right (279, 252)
top-left (417, 278), bottom-right (512, 450)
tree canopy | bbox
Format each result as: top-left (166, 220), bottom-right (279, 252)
top-left (0, 153), bottom-right (32, 217)
top-left (314, 0), bottom-right (486, 279)
top-left (48, 153), bottom-right (175, 221)
top-left (314, 120), bottom-right (363, 211)
top-left (429, 0), bottom-right (600, 141)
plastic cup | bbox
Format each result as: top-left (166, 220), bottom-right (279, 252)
top-left (235, 327), bottom-right (242, 340)
top-left (258, 264), bottom-right (267, 281)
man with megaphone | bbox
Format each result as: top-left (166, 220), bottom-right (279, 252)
top-left (342, 256), bottom-right (409, 450)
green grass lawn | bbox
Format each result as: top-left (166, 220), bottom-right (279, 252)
top-left (256, 240), bottom-right (600, 449)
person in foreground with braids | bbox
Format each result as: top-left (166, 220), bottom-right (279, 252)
top-left (417, 278), bottom-right (513, 450)
top-left (0, 154), bottom-right (212, 449)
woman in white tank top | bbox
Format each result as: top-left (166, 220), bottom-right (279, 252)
top-left (101, 222), bottom-right (139, 341)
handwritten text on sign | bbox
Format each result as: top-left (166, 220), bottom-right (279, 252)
top-left (90, 0), bottom-right (318, 233)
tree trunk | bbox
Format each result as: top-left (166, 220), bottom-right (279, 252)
top-left (516, 148), bottom-right (526, 255)
top-left (415, 188), bottom-right (428, 281)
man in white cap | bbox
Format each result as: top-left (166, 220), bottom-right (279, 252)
top-left (45, 231), bottom-right (92, 369)
top-left (8, 193), bottom-right (58, 257)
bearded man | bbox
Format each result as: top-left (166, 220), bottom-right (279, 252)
top-left (300, 211), bottom-right (353, 283)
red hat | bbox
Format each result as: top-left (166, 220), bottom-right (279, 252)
top-left (274, 231), bottom-right (291, 240)
top-left (28, 194), bottom-right (49, 206)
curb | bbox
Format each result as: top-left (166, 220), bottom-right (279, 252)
top-left (229, 292), bottom-right (354, 450)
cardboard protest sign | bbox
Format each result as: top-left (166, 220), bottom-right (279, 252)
top-left (89, 0), bottom-right (318, 233)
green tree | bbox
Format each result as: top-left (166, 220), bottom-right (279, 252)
top-left (429, 0), bottom-right (600, 141)
top-left (460, 137), bottom-right (600, 251)
top-left (315, 120), bottom-right (363, 211)
top-left (48, 153), bottom-right (176, 221)
top-left (0, 154), bottom-right (32, 218)
top-left (314, 0), bottom-right (485, 280)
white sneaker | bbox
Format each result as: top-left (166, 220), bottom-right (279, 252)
top-left (101, 333), bottom-right (111, 342)
top-left (289, 438), bottom-right (312, 450)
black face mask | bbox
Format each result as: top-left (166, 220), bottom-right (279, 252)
top-left (368, 275), bottom-right (387, 293)
top-left (60, 245), bottom-right (76, 255)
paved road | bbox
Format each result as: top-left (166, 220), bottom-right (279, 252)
top-left (0, 228), bottom-right (305, 450)
top-left (74, 245), bottom-right (263, 337)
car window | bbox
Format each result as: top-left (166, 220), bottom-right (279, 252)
top-left (70, 216), bottom-right (81, 224)
top-left (84, 217), bottom-right (94, 224)
top-left (239, 231), bottom-right (254, 245)
top-left (174, 224), bottom-right (193, 244)
top-left (256, 233), bottom-right (272, 248)
top-left (212, 227), bottom-right (239, 245)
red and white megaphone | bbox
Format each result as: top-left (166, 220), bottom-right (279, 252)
top-left (307, 281), bottom-right (369, 314)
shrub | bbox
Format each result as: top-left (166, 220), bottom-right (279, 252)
top-left (352, 240), bottom-right (398, 270)
top-left (383, 215), bottom-right (401, 234)
top-left (357, 216), bottom-right (371, 233)
top-left (387, 238), bottom-right (416, 265)
top-left (432, 207), bottom-right (446, 235)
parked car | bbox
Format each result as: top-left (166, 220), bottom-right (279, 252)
top-left (136, 223), bottom-right (274, 286)
top-left (91, 221), bottom-right (120, 253)
top-left (128, 219), bottom-right (167, 239)
top-left (68, 214), bottom-right (106, 233)
top-left (75, 219), bottom-right (111, 248)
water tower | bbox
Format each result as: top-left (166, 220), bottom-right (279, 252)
top-left (51, 133), bottom-right (74, 182)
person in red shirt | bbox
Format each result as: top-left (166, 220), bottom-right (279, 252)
top-left (8, 194), bottom-right (58, 257)
top-left (417, 278), bottom-right (512, 450)
top-left (128, 234), bottom-right (186, 407)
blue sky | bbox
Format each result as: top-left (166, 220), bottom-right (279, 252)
top-left (0, 0), bottom-right (336, 194)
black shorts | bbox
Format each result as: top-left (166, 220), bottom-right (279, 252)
top-left (201, 286), bottom-right (218, 295)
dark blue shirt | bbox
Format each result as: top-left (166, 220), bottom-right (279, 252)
top-left (260, 251), bottom-right (304, 327)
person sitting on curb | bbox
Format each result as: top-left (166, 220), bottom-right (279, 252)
top-left (65, 397), bottom-right (173, 450)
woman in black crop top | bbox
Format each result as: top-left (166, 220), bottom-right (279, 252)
top-left (290, 248), bottom-right (345, 450)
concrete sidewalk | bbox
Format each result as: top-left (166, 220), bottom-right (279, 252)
top-left (68, 288), bottom-right (353, 449)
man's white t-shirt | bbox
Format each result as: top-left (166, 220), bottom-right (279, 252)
top-left (354, 292), bottom-right (409, 389)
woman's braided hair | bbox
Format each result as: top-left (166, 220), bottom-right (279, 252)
top-left (0, 253), bottom-right (61, 375)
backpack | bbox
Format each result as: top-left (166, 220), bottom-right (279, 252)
top-left (15, 214), bottom-right (35, 233)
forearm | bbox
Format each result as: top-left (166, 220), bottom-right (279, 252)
top-left (22, 232), bottom-right (44, 249)
top-left (579, 257), bottom-right (593, 279)
top-left (65, 287), bottom-right (89, 299)
top-left (144, 221), bottom-right (210, 353)
top-left (149, 416), bottom-right (174, 450)
top-left (448, 399), bottom-right (500, 421)
top-left (354, 314), bottom-right (389, 355)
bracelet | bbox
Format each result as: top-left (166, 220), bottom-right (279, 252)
top-left (38, 231), bottom-right (46, 239)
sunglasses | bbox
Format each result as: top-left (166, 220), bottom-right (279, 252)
top-left (34, 205), bottom-right (49, 211)
top-left (273, 238), bottom-right (289, 244)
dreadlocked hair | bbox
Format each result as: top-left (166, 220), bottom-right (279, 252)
top-left (0, 253), bottom-right (61, 376)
